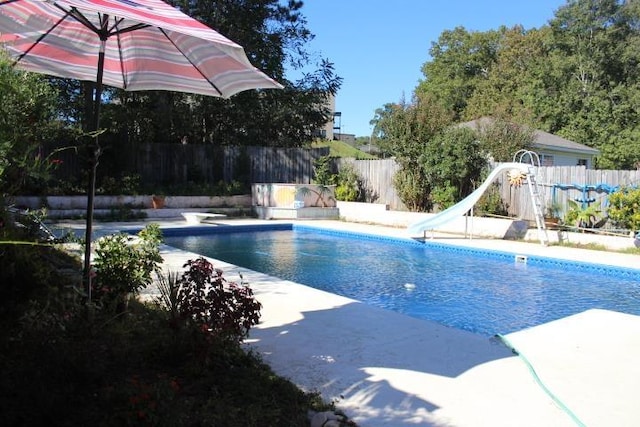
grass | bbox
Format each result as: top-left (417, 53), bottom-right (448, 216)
top-left (536, 239), bottom-right (640, 254)
top-left (547, 232), bottom-right (640, 255)
top-left (619, 246), bottom-right (640, 255)
top-left (311, 139), bottom-right (377, 159)
top-left (0, 244), bottom-right (342, 427)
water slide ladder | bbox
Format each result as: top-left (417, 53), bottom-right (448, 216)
top-left (515, 150), bottom-right (549, 246)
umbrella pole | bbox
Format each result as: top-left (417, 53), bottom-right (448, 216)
top-left (83, 40), bottom-right (106, 303)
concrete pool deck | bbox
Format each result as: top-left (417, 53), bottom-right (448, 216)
top-left (54, 218), bottom-right (640, 426)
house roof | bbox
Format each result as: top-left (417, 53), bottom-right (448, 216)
top-left (532, 129), bottom-right (600, 155)
top-left (458, 117), bottom-right (600, 156)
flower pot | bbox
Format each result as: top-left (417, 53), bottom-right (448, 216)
top-left (544, 217), bottom-right (560, 230)
top-left (151, 196), bottom-right (165, 209)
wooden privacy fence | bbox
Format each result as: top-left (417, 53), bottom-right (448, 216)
top-left (133, 144), bottom-right (328, 185)
top-left (334, 159), bottom-right (640, 220)
top-left (48, 142), bottom-right (640, 221)
top-left (334, 158), bottom-right (404, 210)
top-left (50, 143), bottom-right (329, 187)
top-left (498, 165), bottom-right (640, 222)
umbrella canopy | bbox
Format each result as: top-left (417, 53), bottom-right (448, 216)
top-left (0, 0), bottom-right (282, 300)
top-left (0, 0), bottom-right (282, 97)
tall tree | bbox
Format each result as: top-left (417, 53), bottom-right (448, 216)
top-left (411, 1), bottom-right (640, 169)
top-left (45, 1), bottom-right (341, 150)
top-left (547, 0), bottom-right (640, 168)
top-left (420, 127), bottom-right (487, 208)
top-left (464, 26), bottom-right (554, 128)
top-left (416, 27), bottom-right (502, 121)
top-left (98, 0), bottom-right (342, 148)
top-left (372, 95), bottom-right (454, 211)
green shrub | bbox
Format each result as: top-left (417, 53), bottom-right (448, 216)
top-left (565, 200), bottom-right (603, 229)
top-left (0, 243), bottom-right (82, 328)
top-left (92, 224), bottom-right (163, 310)
top-left (430, 184), bottom-right (457, 210)
top-left (313, 155), bottom-right (336, 185)
top-left (334, 164), bottom-right (362, 202)
top-left (99, 174), bottom-right (141, 195)
top-left (92, 205), bottom-right (147, 222)
top-left (476, 183), bottom-right (509, 217)
top-left (393, 168), bottom-right (431, 211)
top-left (608, 187), bottom-right (640, 231)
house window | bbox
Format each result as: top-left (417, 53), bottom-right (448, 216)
top-left (541, 154), bottom-right (554, 166)
top-left (577, 159), bottom-right (587, 166)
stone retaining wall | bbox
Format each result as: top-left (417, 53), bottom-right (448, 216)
top-left (14, 195), bottom-right (252, 210)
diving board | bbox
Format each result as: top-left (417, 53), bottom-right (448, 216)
top-left (181, 212), bottom-right (227, 224)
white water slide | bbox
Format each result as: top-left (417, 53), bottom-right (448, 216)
top-left (407, 162), bottom-right (530, 235)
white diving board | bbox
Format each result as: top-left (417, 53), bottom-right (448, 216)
top-left (181, 212), bottom-right (227, 224)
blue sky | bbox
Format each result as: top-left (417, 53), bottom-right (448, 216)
top-left (292, 0), bottom-right (568, 137)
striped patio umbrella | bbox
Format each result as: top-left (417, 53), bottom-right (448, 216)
top-left (0, 0), bottom-right (283, 299)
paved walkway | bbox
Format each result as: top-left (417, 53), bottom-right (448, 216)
top-left (53, 218), bottom-right (640, 426)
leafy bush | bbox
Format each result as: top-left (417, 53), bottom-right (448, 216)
top-left (0, 51), bottom-right (67, 197)
top-left (334, 163), bottom-right (362, 202)
top-left (0, 243), bottom-right (82, 328)
top-left (99, 174), bottom-right (141, 195)
top-left (92, 224), bottom-right (163, 310)
top-left (430, 184), bottom-right (457, 210)
top-left (140, 179), bottom-right (249, 197)
top-left (94, 205), bottom-right (147, 222)
top-left (476, 183), bottom-right (509, 216)
top-left (608, 187), bottom-right (640, 231)
top-left (420, 127), bottom-right (487, 208)
top-left (312, 157), bottom-right (363, 202)
top-left (1, 297), bottom-right (331, 427)
top-left (565, 200), bottom-right (603, 229)
top-left (313, 155), bottom-right (336, 185)
top-left (393, 168), bottom-right (431, 211)
top-left (174, 257), bottom-right (261, 343)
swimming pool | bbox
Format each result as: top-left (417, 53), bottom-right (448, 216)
top-left (163, 224), bottom-right (640, 336)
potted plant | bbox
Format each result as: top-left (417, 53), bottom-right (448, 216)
top-left (151, 194), bottom-right (165, 209)
top-left (565, 200), bottom-right (604, 231)
top-left (544, 201), bottom-right (563, 229)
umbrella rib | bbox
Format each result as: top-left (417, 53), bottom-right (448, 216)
top-left (114, 24), bottom-right (128, 89)
top-left (55, 4), bottom-right (101, 35)
top-left (109, 18), bottom-right (151, 90)
top-left (112, 21), bottom-right (151, 36)
top-left (159, 27), bottom-right (224, 97)
top-left (57, 5), bottom-right (149, 38)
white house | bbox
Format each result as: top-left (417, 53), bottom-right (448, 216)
top-left (531, 129), bottom-right (599, 168)
top-left (459, 117), bottom-right (600, 169)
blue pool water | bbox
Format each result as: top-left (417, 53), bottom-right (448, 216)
top-left (163, 225), bottom-right (640, 336)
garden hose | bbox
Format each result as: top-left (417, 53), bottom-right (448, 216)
top-left (495, 334), bottom-right (587, 427)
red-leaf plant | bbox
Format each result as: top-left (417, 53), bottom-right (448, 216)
top-left (175, 257), bottom-right (261, 344)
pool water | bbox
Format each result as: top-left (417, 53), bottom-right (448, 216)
top-left (164, 226), bottom-right (640, 336)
